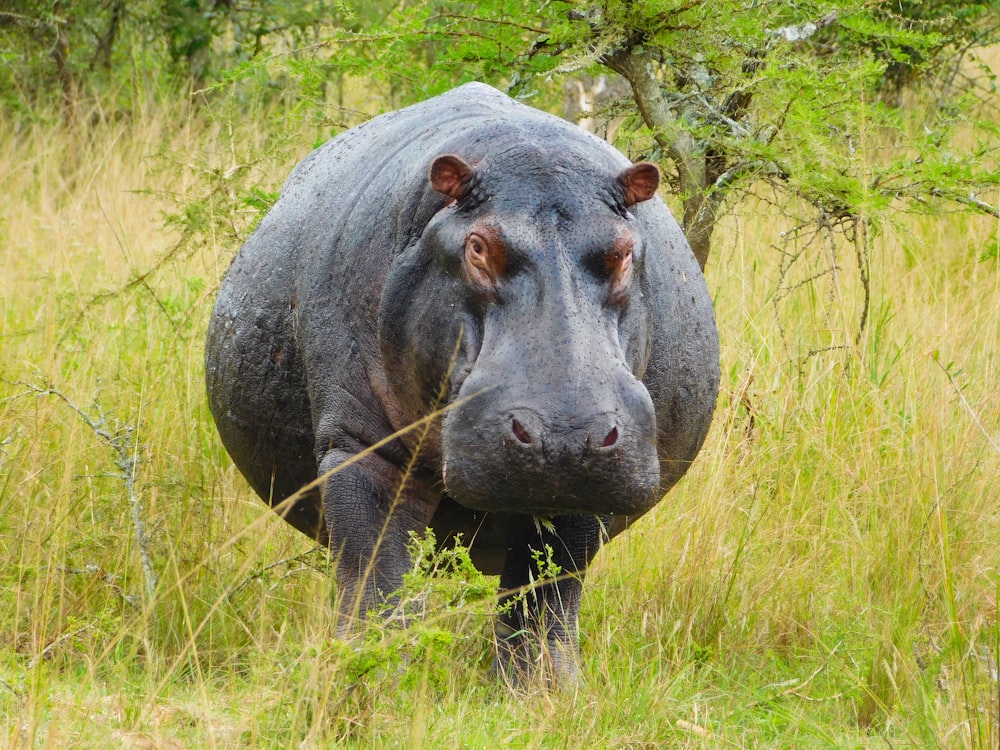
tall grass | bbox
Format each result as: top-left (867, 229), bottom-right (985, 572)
top-left (1, 77), bottom-right (997, 747)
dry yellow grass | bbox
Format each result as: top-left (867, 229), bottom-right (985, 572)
top-left (0, 75), bottom-right (998, 746)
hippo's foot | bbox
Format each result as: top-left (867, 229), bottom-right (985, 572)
top-left (334, 582), bottom-right (432, 638)
top-left (492, 619), bottom-right (581, 688)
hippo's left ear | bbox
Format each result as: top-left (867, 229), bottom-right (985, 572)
top-left (430, 154), bottom-right (475, 202)
top-left (618, 162), bottom-right (660, 207)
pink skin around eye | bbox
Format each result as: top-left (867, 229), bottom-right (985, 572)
top-left (464, 229), bottom-right (506, 290)
top-left (607, 231), bottom-right (634, 304)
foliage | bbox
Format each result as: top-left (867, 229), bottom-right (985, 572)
top-left (6, 2), bottom-right (996, 303)
top-left (135, 0), bottom-right (993, 356)
top-left (868, 0), bottom-right (999, 97)
top-left (0, 0), bottom-right (372, 120)
top-left (273, 0), bottom-right (999, 275)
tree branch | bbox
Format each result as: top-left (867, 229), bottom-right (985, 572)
top-left (930, 188), bottom-right (1000, 219)
top-left (767, 12), bottom-right (838, 43)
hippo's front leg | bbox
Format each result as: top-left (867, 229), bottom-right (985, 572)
top-left (495, 514), bottom-right (609, 684)
top-left (317, 449), bottom-right (438, 631)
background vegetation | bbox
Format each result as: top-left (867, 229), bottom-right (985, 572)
top-left (1, 0), bottom-right (999, 746)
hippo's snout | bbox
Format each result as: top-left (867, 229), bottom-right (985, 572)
top-left (442, 382), bottom-right (661, 516)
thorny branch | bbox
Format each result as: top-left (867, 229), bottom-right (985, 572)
top-left (58, 564), bottom-right (141, 609)
top-left (930, 188), bottom-right (1000, 219)
top-left (230, 548), bottom-right (327, 598)
top-left (27, 620), bottom-right (98, 671)
top-left (597, 12), bottom-right (839, 270)
top-left (4, 379), bottom-right (158, 605)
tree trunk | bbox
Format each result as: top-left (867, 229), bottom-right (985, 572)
top-left (49, 2), bottom-right (78, 125)
top-left (93, 0), bottom-right (126, 73)
top-left (602, 46), bottom-right (720, 272)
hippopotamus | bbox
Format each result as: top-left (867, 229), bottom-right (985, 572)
top-left (205, 82), bottom-right (719, 682)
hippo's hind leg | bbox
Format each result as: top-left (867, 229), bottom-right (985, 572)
top-left (206, 291), bottom-right (326, 543)
top-left (494, 514), bottom-right (609, 684)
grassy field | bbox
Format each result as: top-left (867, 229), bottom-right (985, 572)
top-left (1, 77), bottom-right (998, 748)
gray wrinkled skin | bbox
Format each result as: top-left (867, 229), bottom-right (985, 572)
top-left (205, 83), bottom-right (719, 683)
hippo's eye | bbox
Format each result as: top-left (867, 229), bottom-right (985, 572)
top-left (605, 237), bottom-right (635, 305)
top-left (464, 232), bottom-right (505, 292)
top-left (467, 236), bottom-right (487, 262)
top-left (604, 245), bottom-right (632, 275)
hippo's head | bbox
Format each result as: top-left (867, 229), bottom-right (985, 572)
top-left (379, 142), bottom-right (664, 517)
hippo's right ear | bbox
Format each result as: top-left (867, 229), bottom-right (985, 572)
top-left (430, 154), bottom-right (475, 202)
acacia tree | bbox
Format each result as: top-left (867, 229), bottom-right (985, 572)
top-left (223, 0), bottom-right (982, 349)
top-left (303, 1), bottom-right (998, 275)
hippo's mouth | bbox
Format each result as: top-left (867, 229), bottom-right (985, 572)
top-left (441, 463), bottom-right (661, 517)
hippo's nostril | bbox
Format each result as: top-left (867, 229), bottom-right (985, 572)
top-left (601, 426), bottom-right (619, 448)
top-left (511, 418), bottom-right (532, 445)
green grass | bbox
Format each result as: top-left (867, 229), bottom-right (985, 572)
top-left (1, 87), bottom-right (998, 748)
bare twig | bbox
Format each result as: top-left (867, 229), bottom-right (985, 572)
top-left (0, 11), bottom-right (67, 26)
top-left (229, 548), bottom-right (327, 597)
top-left (27, 620), bottom-right (98, 670)
top-left (5, 379), bottom-right (159, 604)
top-left (57, 564), bottom-right (141, 609)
